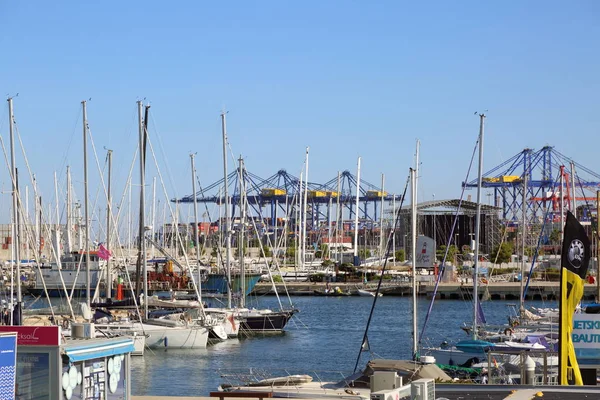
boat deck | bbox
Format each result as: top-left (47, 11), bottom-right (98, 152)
top-left (132, 385), bottom-right (600, 400)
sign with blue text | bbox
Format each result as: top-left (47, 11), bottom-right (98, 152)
top-left (0, 332), bottom-right (17, 400)
top-left (573, 313), bottom-right (600, 368)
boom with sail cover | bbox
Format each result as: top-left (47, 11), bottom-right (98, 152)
top-left (559, 211), bottom-right (591, 385)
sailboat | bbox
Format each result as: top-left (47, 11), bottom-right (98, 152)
top-left (94, 101), bottom-right (209, 349)
top-left (424, 114), bottom-right (497, 366)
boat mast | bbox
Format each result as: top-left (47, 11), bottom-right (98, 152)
top-left (297, 172), bottom-right (302, 276)
top-left (597, 191), bottom-right (600, 303)
top-left (82, 100), bottom-right (91, 317)
top-left (221, 111), bottom-right (232, 308)
top-left (106, 149), bottom-right (113, 300)
top-left (410, 167), bottom-right (417, 359)
top-left (570, 161), bottom-right (576, 218)
top-left (392, 194), bottom-right (396, 261)
top-left (520, 157), bottom-right (527, 317)
top-left (151, 177), bottom-right (156, 260)
top-left (336, 171), bottom-right (341, 264)
top-left (560, 166), bottom-right (565, 235)
top-left (190, 153), bottom-right (203, 301)
top-left (411, 139), bottom-right (420, 359)
top-left (137, 101), bottom-right (149, 319)
top-left (238, 156), bottom-right (246, 307)
top-left (473, 113), bottom-right (485, 340)
top-left (353, 157), bottom-right (361, 266)
top-left (302, 147), bottom-right (309, 270)
top-left (66, 166), bottom-right (73, 254)
top-left (379, 174), bottom-right (385, 263)
top-left (8, 97), bottom-right (22, 325)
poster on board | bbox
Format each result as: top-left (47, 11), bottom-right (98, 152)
top-left (0, 332), bottom-right (17, 400)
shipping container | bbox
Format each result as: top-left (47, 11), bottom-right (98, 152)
top-left (261, 188), bottom-right (286, 196)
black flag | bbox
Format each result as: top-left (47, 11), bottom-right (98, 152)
top-left (559, 211), bottom-right (591, 385)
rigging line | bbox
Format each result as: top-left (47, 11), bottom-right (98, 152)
top-left (0, 132), bottom-right (66, 320)
top-left (522, 168), bottom-right (562, 300)
top-left (418, 134), bottom-right (480, 345)
top-left (575, 171), bottom-right (595, 225)
top-left (12, 119), bottom-right (70, 317)
top-left (149, 113), bottom-right (179, 199)
top-left (55, 105), bottom-right (82, 179)
top-left (353, 174), bottom-right (410, 374)
top-left (146, 132), bottom-right (205, 316)
top-left (244, 178), bottom-right (291, 309)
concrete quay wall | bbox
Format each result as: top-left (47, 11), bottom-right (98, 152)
top-left (252, 281), bottom-right (598, 301)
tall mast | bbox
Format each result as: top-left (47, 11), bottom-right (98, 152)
top-left (379, 174), bottom-right (385, 262)
top-left (53, 172), bottom-right (61, 271)
top-left (8, 97), bottom-right (22, 325)
top-left (302, 147), bottom-right (309, 270)
top-left (106, 149), bottom-right (113, 300)
top-left (151, 177), bottom-right (156, 260)
top-left (560, 166), bottom-right (565, 235)
top-left (597, 191), bottom-right (600, 303)
top-left (190, 154), bottom-right (202, 301)
top-left (392, 194), bottom-right (396, 260)
top-left (410, 166), bottom-right (418, 359)
top-left (221, 111), bottom-right (232, 308)
top-left (353, 157), bottom-right (361, 266)
top-left (82, 100), bottom-right (91, 316)
top-left (138, 101), bottom-right (148, 319)
top-left (520, 157), bottom-right (527, 316)
top-left (336, 172), bottom-right (341, 263)
top-left (66, 166), bottom-right (72, 254)
top-left (570, 162), bottom-right (576, 218)
top-left (473, 114), bottom-right (485, 340)
top-left (297, 172), bottom-right (303, 273)
top-left (238, 156), bottom-right (246, 307)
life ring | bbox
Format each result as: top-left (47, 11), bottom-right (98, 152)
top-left (504, 327), bottom-right (514, 336)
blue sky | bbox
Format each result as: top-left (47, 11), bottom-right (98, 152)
top-left (0, 1), bottom-right (599, 226)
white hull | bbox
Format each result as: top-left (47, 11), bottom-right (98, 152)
top-left (141, 321), bottom-right (209, 349)
top-left (96, 320), bottom-right (209, 349)
top-left (425, 348), bottom-right (484, 366)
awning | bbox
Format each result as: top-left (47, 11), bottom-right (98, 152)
top-left (63, 338), bottom-right (135, 362)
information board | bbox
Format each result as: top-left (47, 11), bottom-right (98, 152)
top-left (573, 313), bottom-right (600, 367)
top-left (0, 332), bottom-right (17, 400)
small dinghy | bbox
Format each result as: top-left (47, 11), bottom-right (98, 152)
top-left (357, 289), bottom-right (382, 297)
top-left (248, 374), bottom-right (313, 387)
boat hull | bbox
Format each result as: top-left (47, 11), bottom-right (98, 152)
top-left (238, 310), bottom-right (296, 334)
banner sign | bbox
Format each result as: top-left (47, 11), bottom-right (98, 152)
top-left (415, 236), bottom-right (435, 268)
top-left (573, 313), bottom-right (600, 367)
top-left (0, 326), bottom-right (60, 346)
top-left (0, 332), bottom-right (17, 399)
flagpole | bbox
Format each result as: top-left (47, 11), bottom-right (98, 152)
top-left (597, 191), bottom-right (600, 303)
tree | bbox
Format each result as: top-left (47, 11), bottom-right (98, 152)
top-left (285, 246), bottom-right (296, 260)
top-left (358, 248), bottom-right (371, 259)
top-left (491, 242), bottom-right (513, 265)
top-left (549, 229), bottom-right (561, 245)
top-left (261, 246), bottom-right (272, 257)
top-left (395, 249), bottom-right (406, 262)
top-left (436, 245), bottom-right (458, 264)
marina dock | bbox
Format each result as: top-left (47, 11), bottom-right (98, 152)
top-left (252, 281), bottom-right (598, 300)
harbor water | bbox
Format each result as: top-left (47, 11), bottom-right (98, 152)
top-left (128, 295), bottom-right (556, 396)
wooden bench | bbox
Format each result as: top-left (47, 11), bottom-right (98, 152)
top-left (209, 391), bottom-right (273, 400)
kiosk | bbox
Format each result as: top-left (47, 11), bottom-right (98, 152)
top-left (0, 325), bottom-right (134, 399)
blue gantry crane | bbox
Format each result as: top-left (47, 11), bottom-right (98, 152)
top-left (173, 165), bottom-right (402, 234)
top-left (463, 146), bottom-right (600, 224)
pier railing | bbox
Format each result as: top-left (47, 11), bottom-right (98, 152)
top-left (486, 350), bottom-right (558, 385)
